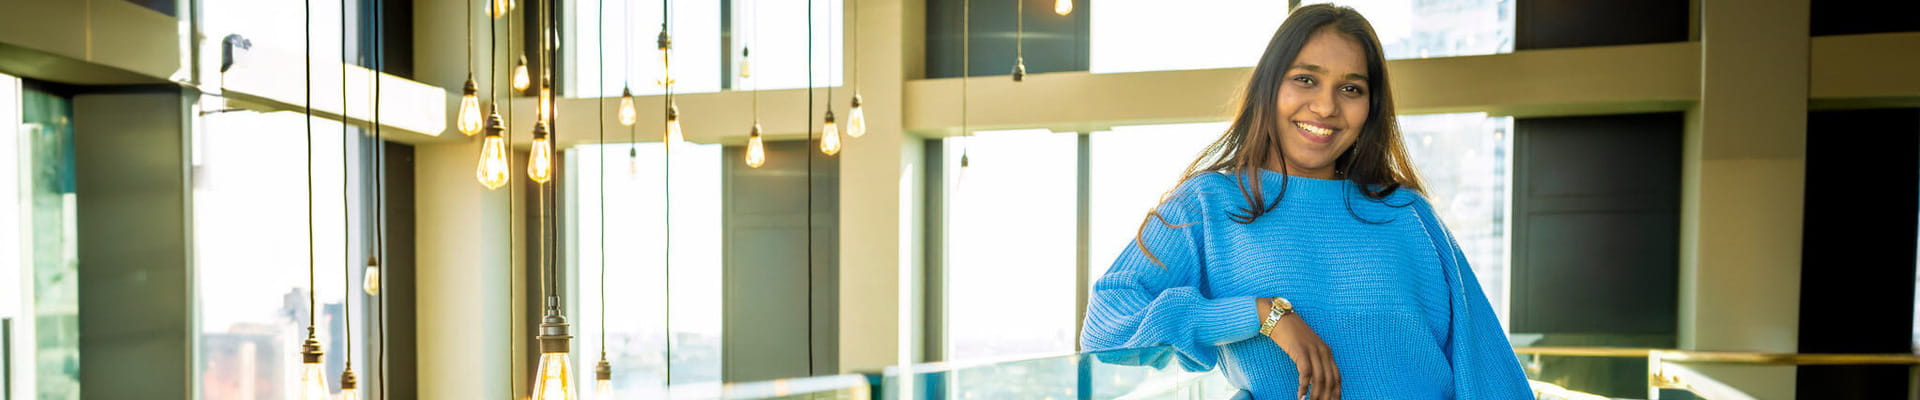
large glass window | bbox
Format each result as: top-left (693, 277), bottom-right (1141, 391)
top-left (3, 79), bottom-right (81, 400)
top-left (194, 108), bottom-right (372, 400)
top-left (940, 129), bottom-right (1078, 399)
top-left (1091, 0), bottom-right (1514, 73)
top-left (1398, 113), bottom-right (1513, 328)
top-left (570, 143), bottom-right (724, 399)
top-left (568, 0), bottom-right (842, 97)
top-left (942, 130), bottom-right (1078, 361)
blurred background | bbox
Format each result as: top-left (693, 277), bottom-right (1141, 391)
top-left (0, 0), bottom-right (1915, 399)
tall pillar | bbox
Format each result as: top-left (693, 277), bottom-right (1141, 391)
top-left (1680, 0), bottom-right (1809, 397)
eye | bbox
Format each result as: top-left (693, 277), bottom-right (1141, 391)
top-left (1291, 75), bottom-right (1316, 86)
top-left (1340, 84), bottom-right (1366, 96)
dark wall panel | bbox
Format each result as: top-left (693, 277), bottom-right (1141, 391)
top-left (1516, 0), bottom-right (1689, 50)
top-left (1512, 112), bottom-right (1683, 335)
top-left (1797, 107), bottom-right (1920, 399)
top-left (1812, 0), bottom-right (1920, 36)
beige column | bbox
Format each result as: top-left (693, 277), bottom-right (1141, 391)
top-left (414, 141), bottom-right (520, 399)
top-left (837, 0), bottom-right (926, 374)
top-left (1680, 0), bottom-right (1809, 397)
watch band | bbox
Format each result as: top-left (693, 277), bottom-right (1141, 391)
top-left (1258, 297), bottom-right (1294, 336)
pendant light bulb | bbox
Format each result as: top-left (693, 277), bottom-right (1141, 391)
top-left (745, 123), bottom-right (766, 168)
top-left (593, 357), bottom-right (613, 397)
top-left (664, 103), bottom-right (684, 152)
top-left (539, 86), bottom-right (554, 123)
top-left (739, 47), bottom-right (752, 78)
top-left (339, 368), bottom-right (360, 400)
top-left (532, 312), bottom-right (577, 400)
top-left (298, 333), bottom-right (328, 400)
top-left (512, 56), bottom-right (532, 91)
top-left (617, 88), bottom-right (636, 126)
top-left (457, 76), bottom-right (484, 136)
top-left (627, 147), bottom-right (639, 176)
top-left (846, 95), bottom-right (867, 138)
top-left (656, 29), bottom-right (674, 88)
top-left (1054, 0), bottom-right (1073, 15)
top-left (488, 0), bottom-right (514, 18)
top-left (475, 113), bottom-right (511, 189)
top-left (362, 256), bottom-right (381, 296)
top-left (820, 110), bottom-right (841, 156)
top-left (528, 121), bottom-right (554, 183)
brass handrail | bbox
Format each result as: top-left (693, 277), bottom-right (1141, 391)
top-left (1512, 346), bottom-right (1920, 365)
top-left (1513, 346), bottom-right (1920, 399)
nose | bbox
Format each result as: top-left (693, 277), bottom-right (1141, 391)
top-left (1307, 86), bottom-right (1338, 119)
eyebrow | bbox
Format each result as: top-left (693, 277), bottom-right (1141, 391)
top-left (1290, 63), bottom-right (1369, 82)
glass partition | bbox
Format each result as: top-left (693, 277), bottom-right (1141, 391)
top-left (881, 346), bottom-right (1235, 400)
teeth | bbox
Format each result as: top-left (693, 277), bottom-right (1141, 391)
top-left (1295, 122), bottom-right (1333, 137)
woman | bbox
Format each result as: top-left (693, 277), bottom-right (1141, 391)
top-left (1080, 5), bottom-right (1530, 400)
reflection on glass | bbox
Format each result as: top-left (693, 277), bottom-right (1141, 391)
top-left (12, 81), bottom-right (82, 400)
top-left (572, 143), bottom-right (724, 399)
top-left (881, 347), bottom-right (1235, 400)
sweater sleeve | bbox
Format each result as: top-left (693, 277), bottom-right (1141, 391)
top-left (1412, 199), bottom-right (1533, 399)
top-left (1080, 178), bottom-right (1262, 372)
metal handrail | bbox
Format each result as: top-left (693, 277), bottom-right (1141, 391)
top-left (1512, 346), bottom-right (1920, 365)
top-left (1512, 346), bottom-right (1920, 399)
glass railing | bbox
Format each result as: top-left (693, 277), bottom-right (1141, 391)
top-left (878, 346), bottom-right (1238, 400)
top-left (706, 345), bottom-right (1920, 400)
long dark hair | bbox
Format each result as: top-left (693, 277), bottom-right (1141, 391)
top-left (1134, 4), bottom-right (1425, 266)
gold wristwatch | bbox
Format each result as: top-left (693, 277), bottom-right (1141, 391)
top-left (1258, 297), bottom-right (1294, 336)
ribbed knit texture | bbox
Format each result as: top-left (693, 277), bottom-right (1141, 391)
top-left (1081, 170), bottom-right (1531, 399)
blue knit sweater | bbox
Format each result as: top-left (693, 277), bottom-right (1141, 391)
top-left (1080, 170), bottom-right (1531, 399)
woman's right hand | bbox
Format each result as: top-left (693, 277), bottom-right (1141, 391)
top-left (1258, 297), bottom-right (1341, 400)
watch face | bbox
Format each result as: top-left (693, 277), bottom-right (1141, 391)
top-left (1276, 297), bottom-right (1293, 311)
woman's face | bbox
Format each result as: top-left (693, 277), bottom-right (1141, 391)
top-left (1271, 27), bottom-right (1371, 179)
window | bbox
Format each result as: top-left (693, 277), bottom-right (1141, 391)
top-left (940, 129), bottom-right (1078, 399)
top-left (1091, 0), bottom-right (1514, 73)
top-left (570, 143), bottom-right (724, 399)
top-left (569, 0), bottom-right (723, 97)
top-left (568, 0), bottom-right (842, 97)
top-left (942, 130), bottom-right (1079, 361)
top-left (3, 74), bottom-right (84, 400)
top-left (1397, 113), bottom-right (1514, 327)
top-left (194, 109), bottom-right (373, 400)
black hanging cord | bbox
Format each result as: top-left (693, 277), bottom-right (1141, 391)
top-left (661, 0), bottom-right (675, 387)
top-left (340, 0), bottom-right (353, 367)
top-left (305, 0), bottom-right (317, 332)
top-left (804, 0), bottom-right (816, 377)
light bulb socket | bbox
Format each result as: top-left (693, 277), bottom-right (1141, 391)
top-left (485, 113), bottom-right (506, 137)
top-left (750, 123), bottom-right (762, 138)
top-left (666, 103), bottom-right (680, 121)
top-left (366, 255), bottom-right (380, 267)
top-left (301, 331), bottom-right (324, 363)
top-left (657, 28), bottom-right (673, 51)
top-left (622, 87), bottom-right (633, 98)
top-left (537, 312), bottom-right (573, 354)
top-left (824, 110), bottom-right (836, 123)
top-left (532, 120), bottom-right (550, 139)
top-left (463, 75), bottom-right (478, 95)
top-left (595, 357), bottom-right (613, 380)
top-left (851, 94), bottom-right (863, 108)
top-left (1012, 59), bottom-right (1027, 82)
top-left (742, 46), bottom-right (750, 57)
top-left (340, 368), bottom-right (358, 390)
top-left (961, 153), bottom-right (970, 168)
